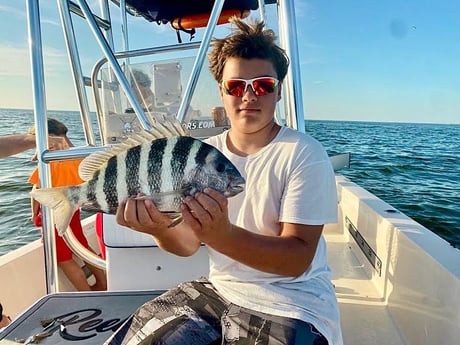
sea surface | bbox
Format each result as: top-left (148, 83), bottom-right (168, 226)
top-left (0, 108), bottom-right (459, 256)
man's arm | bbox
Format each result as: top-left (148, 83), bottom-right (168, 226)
top-left (0, 134), bottom-right (67, 158)
top-left (182, 189), bottom-right (323, 277)
top-left (0, 134), bottom-right (36, 158)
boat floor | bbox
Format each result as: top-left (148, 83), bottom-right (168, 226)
top-left (326, 230), bottom-right (405, 345)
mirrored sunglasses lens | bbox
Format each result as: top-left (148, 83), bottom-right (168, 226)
top-left (252, 78), bottom-right (277, 96)
top-left (224, 80), bottom-right (246, 97)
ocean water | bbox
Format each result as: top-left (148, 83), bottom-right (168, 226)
top-left (0, 108), bottom-right (459, 255)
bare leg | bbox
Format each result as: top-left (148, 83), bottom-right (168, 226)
top-left (83, 245), bottom-right (107, 291)
top-left (58, 259), bottom-right (92, 291)
top-left (86, 263), bottom-right (107, 291)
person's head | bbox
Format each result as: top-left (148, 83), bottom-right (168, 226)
top-left (28, 118), bottom-right (68, 137)
top-left (130, 69), bottom-right (151, 88)
top-left (130, 69), bottom-right (154, 102)
top-left (208, 18), bottom-right (289, 134)
top-left (0, 303), bottom-right (11, 328)
top-left (208, 18), bottom-right (289, 84)
top-left (28, 118), bottom-right (71, 157)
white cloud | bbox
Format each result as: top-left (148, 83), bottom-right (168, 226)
top-left (41, 17), bottom-right (60, 27)
top-left (0, 45), bottom-right (30, 77)
top-left (0, 43), bottom-right (70, 78)
top-left (0, 4), bottom-right (25, 19)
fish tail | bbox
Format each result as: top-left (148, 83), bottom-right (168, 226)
top-left (30, 186), bottom-right (79, 236)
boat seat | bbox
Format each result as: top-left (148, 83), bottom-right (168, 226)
top-left (101, 213), bottom-right (209, 291)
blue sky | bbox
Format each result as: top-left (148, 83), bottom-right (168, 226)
top-left (0, 0), bottom-right (459, 124)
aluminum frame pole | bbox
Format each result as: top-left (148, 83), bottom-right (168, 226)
top-left (26, 0), bottom-right (59, 294)
top-left (278, 0), bottom-right (305, 132)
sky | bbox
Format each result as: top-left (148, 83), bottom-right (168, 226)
top-left (0, 0), bottom-right (459, 124)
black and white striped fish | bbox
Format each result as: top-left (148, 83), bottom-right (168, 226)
top-left (30, 117), bottom-right (245, 235)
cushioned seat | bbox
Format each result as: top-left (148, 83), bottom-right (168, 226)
top-left (101, 214), bottom-right (209, 290)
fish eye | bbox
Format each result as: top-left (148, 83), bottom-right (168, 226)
top-left (216, 162), bottom-right (226, 173)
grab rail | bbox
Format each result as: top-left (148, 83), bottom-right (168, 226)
top-left (26, 0), bottom-right (59, 294)
top-left (91, 41), bottom-right (201, 145)
top-left (177, 0), bottom-right (225, 124)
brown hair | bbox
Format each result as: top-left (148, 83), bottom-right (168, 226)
top-left (28, 118), bottom-right (68, 137)
top-left (208, 18), bottom-right (289, 83)
top-left (130, 69), bottom-right (151, 88)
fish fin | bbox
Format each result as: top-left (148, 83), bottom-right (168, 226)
top-left (134, 190), bottom-right (184, 201)
top-left (80, 202), bottom-right (101, 212)
top-left (79, 116), bottom-right (188, 181)
top-left (79, 131), bottom-right (160, 181)
top-left (30, 187), bottom-right (77, 236)
top-left (153, 114), bottom-right (189, 137)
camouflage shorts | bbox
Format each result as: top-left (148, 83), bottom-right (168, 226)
top-left (104, 278), bottom-right (328, 345)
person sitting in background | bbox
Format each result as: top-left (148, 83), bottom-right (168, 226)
top-left (28, 118), bottom-right (107, 291)
top-left (0, 134), bottom-right (66, 159)
top-left (129, 69), bottom-right (155, 112)
top-left (0, 302), bottom-right (11, 330)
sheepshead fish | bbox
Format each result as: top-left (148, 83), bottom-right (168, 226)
top-left (30, 117), bottom-right (245, 235)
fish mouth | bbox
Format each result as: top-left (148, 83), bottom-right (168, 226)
top-left (225, 176), bottom-right (245, 197)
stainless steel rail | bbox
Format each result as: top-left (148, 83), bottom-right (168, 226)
top-left (278, 0), bottom-right (305, 132)
top-left (58, 0), bottom-right (97, 145)
top-left (91, 42), bottom-right (201, 145)
top-left (26, 0), bottom-right (59, 294)
top-left (75, 0), bottom-right (154, 132)
top-left (176, 0), bottom-right (226, 124)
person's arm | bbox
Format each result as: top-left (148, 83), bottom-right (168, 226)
top-left (116, 190), bottom-right (322, 276)
top-left (182, 189), bottom-right (322, 277)
top-left (0, 134), bottom-right (36, 158)
top-left (0, 134), bottom-right (67, 158)
top-left (30, 185), bottom-right (41, 222)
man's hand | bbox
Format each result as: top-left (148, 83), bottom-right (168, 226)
top-left (181, 188), bottom-right (233, 247)
top-left (115, 195), bottom-right (201, 256)
top-left (115, 196), bottom-right (173, 237)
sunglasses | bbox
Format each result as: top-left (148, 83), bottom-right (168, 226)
top-left (221, 77), bottom-right (279, 97)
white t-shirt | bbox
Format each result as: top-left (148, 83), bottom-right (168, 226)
top-left (205, 126), bottom-right (343, 345)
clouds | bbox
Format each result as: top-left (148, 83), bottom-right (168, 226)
top-left (0, 45), bottom-right (30, 77)
top-left (0, 42), bottom-right (70, 77)
top-left (0, 4), bottom-right (25, 19)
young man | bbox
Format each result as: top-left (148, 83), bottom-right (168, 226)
top-left (108, 19), bottom-right (342, 345)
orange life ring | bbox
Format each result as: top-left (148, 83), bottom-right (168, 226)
top-left (171, 9), bottom-right (250, 30)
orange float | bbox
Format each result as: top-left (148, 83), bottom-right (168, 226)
top-left (171, 9), bottom-right (250, 30)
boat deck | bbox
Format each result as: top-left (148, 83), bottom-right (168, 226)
top-left (325, 230), bottom-right (406, 345)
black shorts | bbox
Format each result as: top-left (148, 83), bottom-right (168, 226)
top-left (105, 279), bottom-right (328, 345)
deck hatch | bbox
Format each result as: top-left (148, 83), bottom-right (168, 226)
top-left (345, 217), bottom-right (382, 276)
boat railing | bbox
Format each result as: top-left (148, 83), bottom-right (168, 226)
top-left (63, 0), bottom-right (303, 145)
top-left (91, 42), bottom-right (202, 145)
